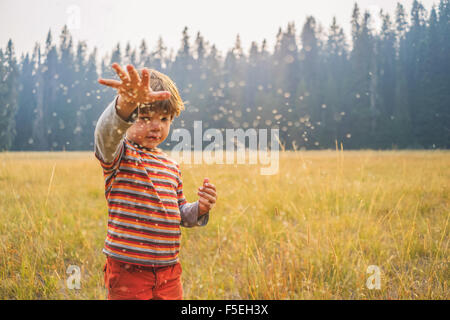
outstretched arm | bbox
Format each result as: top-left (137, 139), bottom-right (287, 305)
top-left (94, 95), bottom-right (133, 165)
top-left (95, 64), bottom-right (171, 167)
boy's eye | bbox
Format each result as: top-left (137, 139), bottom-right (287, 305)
top-left (139, 116), bottom-right (169, 122)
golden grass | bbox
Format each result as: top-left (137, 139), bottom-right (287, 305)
top-left (0, 149), bottom-right (448, 299)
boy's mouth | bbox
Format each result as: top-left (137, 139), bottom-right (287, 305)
top-left (146, 135), bottom-right (160, 140)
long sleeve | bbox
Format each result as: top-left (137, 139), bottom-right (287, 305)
top-left (180, 201), bottom-right (209, 227)
top-left (176, 166), bottom-right (209, 228)
top-left (94, 95), bottom-right (135, 172)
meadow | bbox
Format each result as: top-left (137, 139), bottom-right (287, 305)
top-left (0, 149), bottom-right (448, 299)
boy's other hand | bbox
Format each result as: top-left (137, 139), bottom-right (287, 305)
top-left (197, 178), bottom-right (217, 216)
top-left (97, 63), bottom-right (171, 115)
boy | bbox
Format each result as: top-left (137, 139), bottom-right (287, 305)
top-left (95, 63), bottom-right (217, 300)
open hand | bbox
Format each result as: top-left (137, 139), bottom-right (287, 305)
top-left (98, 63), bottom-right (171, 106)
top-left (197, 178), bottom-right (217, 215)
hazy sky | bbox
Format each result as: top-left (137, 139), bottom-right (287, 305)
top-left (0, 0), bottom-right (439, 61)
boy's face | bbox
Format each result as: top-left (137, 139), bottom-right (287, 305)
top-left (126, 108), bottom-right (173, 150)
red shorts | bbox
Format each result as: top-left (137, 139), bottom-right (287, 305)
top-left (103, 256), bottom-right (183, 300)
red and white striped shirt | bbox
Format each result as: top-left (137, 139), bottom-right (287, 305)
top-left (94, 96), bottom-right (208, 267)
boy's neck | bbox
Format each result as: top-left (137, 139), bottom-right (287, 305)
top-left (125, 136), bottom-right (160, 153)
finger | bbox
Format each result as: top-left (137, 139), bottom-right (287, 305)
top-left (198, 190), bottom-right (216, 204)
top-left (145, 90), bottom-right (171, 103)
top-left (198, 197), bottom-right (212, 209)
top-left (112, 63), bottom-right (130, 83)
top-left (198, 186), bottom-right (216, 198)
top-left (202, 183), bottom-right (216, 191)
top-left (98, 78), bottom-right (121, 89)
top-left (141, 68), bottom-right (150, 89)
top-left (203, 178), bottom-right (216, 190)
top-left (127, 64), bottom-right (141, 85)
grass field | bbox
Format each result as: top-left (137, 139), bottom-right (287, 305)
top-left (0, 149), bottom-right (448, 299)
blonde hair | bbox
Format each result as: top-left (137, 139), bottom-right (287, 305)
top-left (133, 68), bottom-right (184, 120)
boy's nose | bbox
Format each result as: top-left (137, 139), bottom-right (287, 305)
top-left (147, 119), bottom-right (161, 129)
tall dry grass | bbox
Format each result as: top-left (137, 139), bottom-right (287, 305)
top-left (0, 149), bottom-right (448, 299)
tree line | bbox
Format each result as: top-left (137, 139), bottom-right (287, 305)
top-left (0, 0), bottom-right (449, 151)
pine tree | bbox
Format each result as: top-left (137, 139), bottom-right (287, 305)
top-left (171, 27), bottom-right (193, 94)
top-left (298, 16), bottom-right (321, 149)
top-left (406, 0), bottom-right (429, 147)
top-left (54, 25), bottom-right (78, 150)
top-left (392, 2), bottom-right (413, 148)
top-left (12, 50), bottom-right (36, 150)
top-left (0, 40), bottom-right (20, 150)
top-left (188, 31), bottom-right (210, 139)
top-left (435, 0), bottom-right (450, 147)
top-left (31, 29), bottom-right (57, 150)
top-left (78, 46), bottom-right (101, 150)
top-left (72, 40), bottom-right (90, 150)
top-left (138, 38), bottom-right (150, 69)
top-left (204, 44), bottom-right (224, 130)
top-left (321, 17), bottom-right (350, 148)
top-left (151, 36), bottom-right (168, 71)
top-left (222, 34), bottom-right (247, 130)
top-left (376, 10), bottom-right (397, 148)
top-left (99, 43), bottom-right (122, 101)
top-left (348, 5), bottom-right (377, 149)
